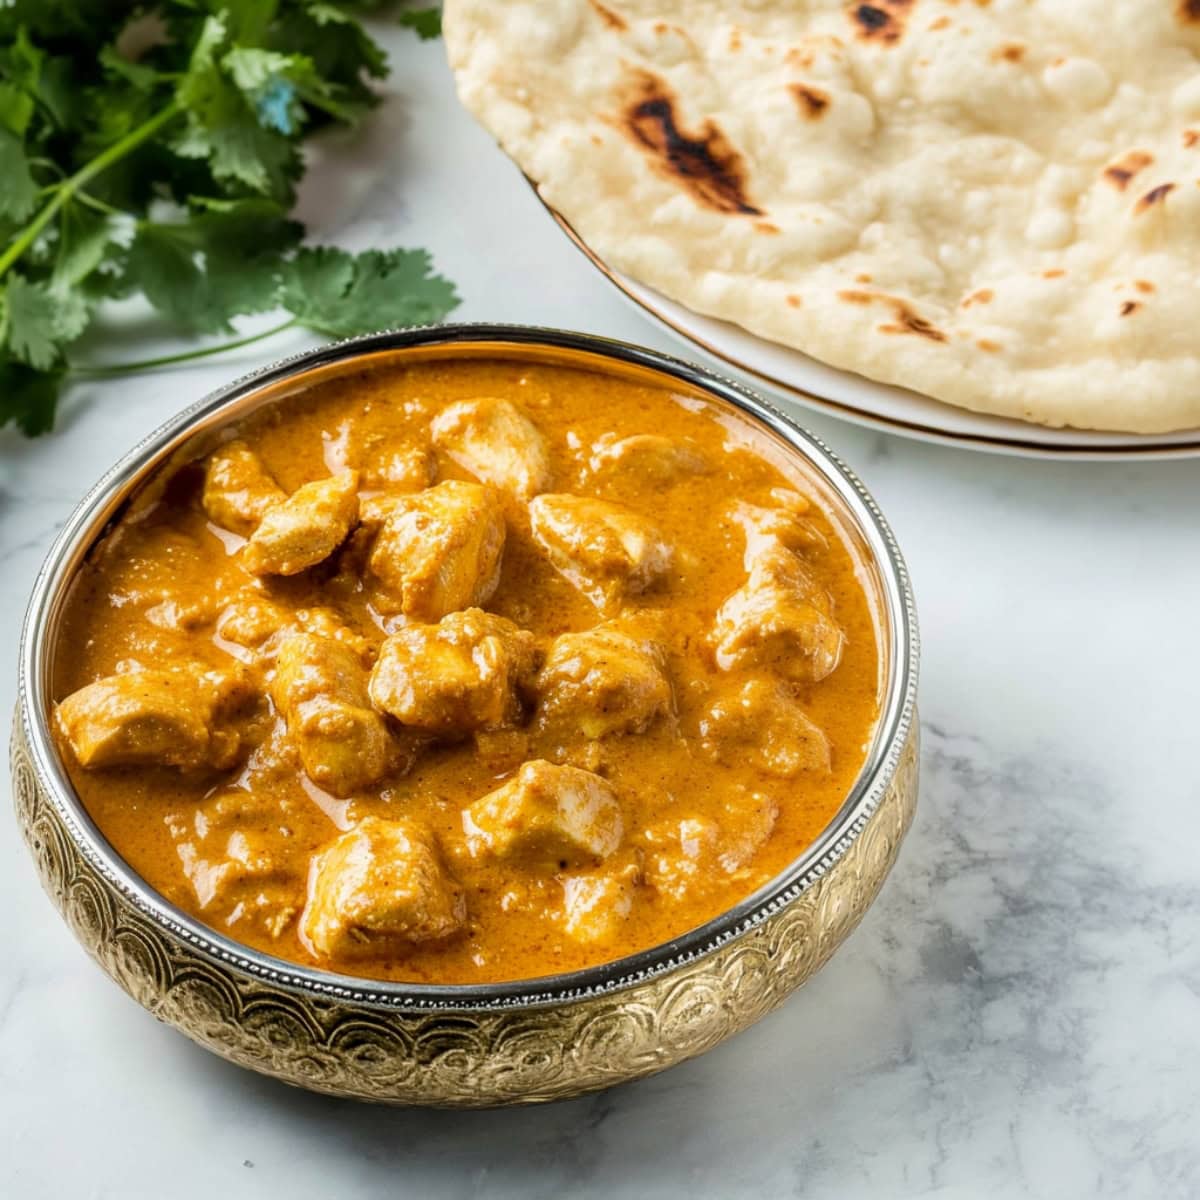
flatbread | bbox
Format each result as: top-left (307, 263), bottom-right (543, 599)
top-left (444, 0), bottom-right (1200, 433)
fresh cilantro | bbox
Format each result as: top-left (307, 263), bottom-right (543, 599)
top-left (0, 3), bottom-right (461, 435)
top-left (50, 204), bottom-right (131, 294)
top-left (3, 274), bottom-right (88, 369)
top-left (399, 7), bottom-right (442, 40)
top-left (0, 130), bottom-right (36, 221)
top-left (0, 358), bottom-right (63, 435)
top-left (280, 247), bottom-right (460, 336)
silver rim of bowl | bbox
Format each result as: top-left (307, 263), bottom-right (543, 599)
top-left (16, 323), bottom-right (920, 1011)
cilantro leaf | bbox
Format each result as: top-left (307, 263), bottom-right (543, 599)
top-left (273, 4), bottom-right (386, 115)
top-left (399, 7), bottom-right (442, 39)
top-left (279, 246), bottom-right (460, 337)
top-left (51, 203), bottom-right (132, 294)
top-left (3, 274), bottom-right (89, 369)
top-left (173, 14), bottom-right (301, 198)
top-left (0, 129), bottom-right (36, 222)
top-left (0, 81), bottom-right (34, 137)
top-left (223, 47), bottom-right (350, 131)
top-left (194, 196), bottom-right (303, 315)
top-left (126, 224), bottom-right (235, 335)
top-left (0, 356), bottom-right (64, 435)
top-left (127, 199), bottom-right (302, 331)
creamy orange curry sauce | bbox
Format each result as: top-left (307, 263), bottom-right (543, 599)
top-left (53, 352), bottom-right (880, 984)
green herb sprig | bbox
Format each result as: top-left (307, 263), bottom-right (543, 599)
top-left (0, 2), bottom-right (458, 435)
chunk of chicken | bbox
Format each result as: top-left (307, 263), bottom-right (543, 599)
top-left (216, 599), bottom-right (372, 664)
top-left (463, 760), bottom-right (624, 868)
top-left (642, 791), bottom-right (779, 901)
top-left (361, 443), bottom-right (436, 493)
top-left (588, 433), bottom-right (710, 483)
top-left (216, 594), bottom-right (291, 651)
top-left (369, 608), bottom-right (538, 737)
top-left (368, 480), bottom-right (506, 619)
top-left (561, 856), bottom-right (642, 944)
top-left (699, 678), bottom-right (831, 777)
top-left (712, 544), bottom-right (844, 683)
top-left (300, 818), bottom-right (466, 958)
top-left (201, 441), bottom-right (286, 536)
top-left (529, 494), bottom-right (672, 609)
top-left (432, 396), bottom-right (551, 498)
top-left (56, 665), bottom-right (253, 772)
top-left (169, 789), bottom-right (302, 938)
top-left (242, 470), bottom-right (360, 576)
top-left (731, 499), bottom-right (826, 559)
top-left (270, 632), bottom-right (394, 796)
top-left (536, 624), bottom-right (672, 738)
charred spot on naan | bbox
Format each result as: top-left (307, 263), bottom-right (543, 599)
top-left (1103, 151), bottom-right (1153, 191)
top-left (1135, 183), bottom-right (1176, 213)
top-left (791, 84), bottom-right (831, 119)
top-left (587, 0), bottom-right (627, 31)
top-left (838, 290), bottom-right (946, 342)
top-left (991, 43), bottom-right (1026, 64)
top-left (622, 72), bottom-right (763, 216)
top-left (848, 1), bottom-right (913, 45)
top-left (1177, 0), bottom-right (1200, 23)
top-left (962, 288), bottom-right (993, 308)
top-left (1184, 130), bottom-right (1199, 149)
top-left (1120, 300), bottom-right (1141, 317)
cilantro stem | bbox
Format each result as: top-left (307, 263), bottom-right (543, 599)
top-left (70, 317), bottom-right (300, 377)
top-left (0, 100), bottom-right (182, 283)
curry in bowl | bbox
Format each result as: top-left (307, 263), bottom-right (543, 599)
top-left (52, 352), bottom-right (881, 985)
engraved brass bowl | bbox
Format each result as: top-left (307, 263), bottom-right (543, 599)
top-left (11, 325), bottom-right (919, 1106)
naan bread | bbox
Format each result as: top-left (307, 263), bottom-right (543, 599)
top-left (445, 0), bottom-right (1200, 433)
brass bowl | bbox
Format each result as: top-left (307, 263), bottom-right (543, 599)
top-left (11, 325), bottom-right (919, 1106)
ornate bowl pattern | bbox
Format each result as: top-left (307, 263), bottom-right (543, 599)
top-left (11, 326), bottom-right (919, 1106)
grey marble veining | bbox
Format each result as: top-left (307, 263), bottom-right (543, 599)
top-left (2, 21), bottom-right (1198, 1200)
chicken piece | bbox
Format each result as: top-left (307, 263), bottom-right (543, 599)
top-left (699, 678), bottom-right (831, 777)
top-left (367, 480), bottom-right (506, 619)
top-left (369, 608), bottom-right (538, 737)
top-left (292, 608), bottom-right (374, 660)
top-left (712, 544), bottom-right (844, 683)
top-left (56, 665), bottom-right (253, 772)
top-left (463, 760), bottom-right (624, 868)
top-left (242, 469), bottom-right (360, 577)
top-left (168, 789), bottom-right (302, 938)
top-left (731, 499), bottom-right (826, 559)
top-left (270, 632), bottom-right (395, 796)
top-left (432, 396), bottom-right (551, 498)
top-left (536, 623), bottom-right (672, 738)
top-left (354, 443), bottom-right (439, 536)
top-left (561, 855), bottom-right (642, 944)
top-left (529, 493), bottom-right (672, 610)
top-left (642, 791), bottom-right (779, 901)
top-left (216, 594), bottom-right (291, 651)
top-left (216, 599), bottom-right (372, 664)
top-left (361, 443), bottom-right (436, 492)
top-left (588, 433), bottom-right (710, 483)
top-left (201, 441), bottom-right (286, 536)
top-left (300, 818), bottom-right (466, 958)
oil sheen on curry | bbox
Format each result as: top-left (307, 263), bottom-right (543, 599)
top-left (53, 354), bottom-right (881, 984)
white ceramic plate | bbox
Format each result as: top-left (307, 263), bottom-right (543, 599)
top-left (547, 209), bottom-right (1200, 461)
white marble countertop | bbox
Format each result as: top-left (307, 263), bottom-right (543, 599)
top-left (3, 23), bottom-right (1199, 1200)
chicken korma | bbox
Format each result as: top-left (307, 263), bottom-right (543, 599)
top-left (53, 355), bottom-right (880, 983)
